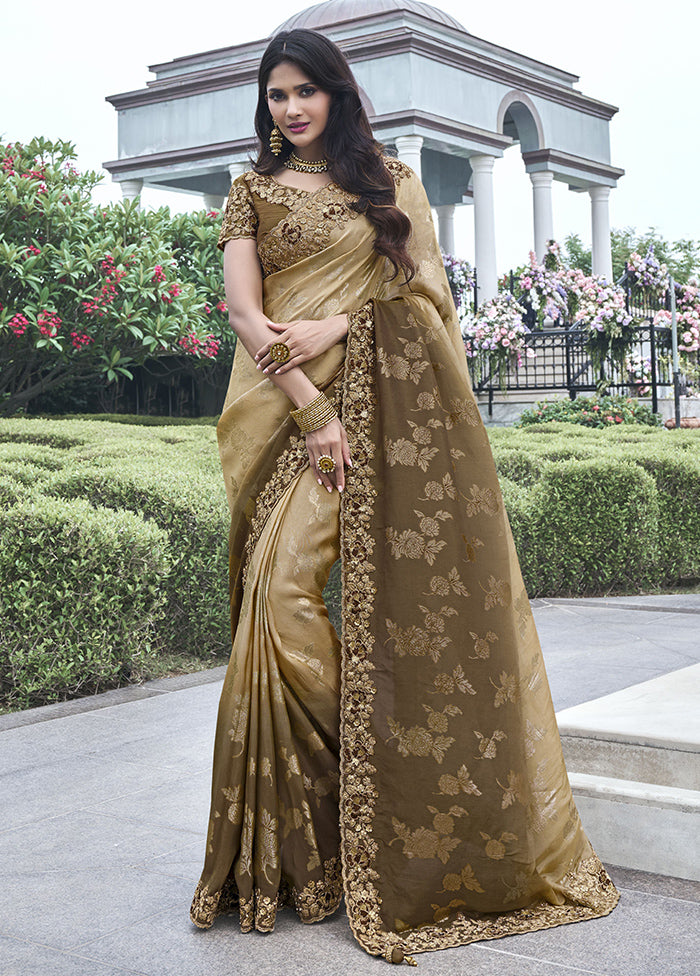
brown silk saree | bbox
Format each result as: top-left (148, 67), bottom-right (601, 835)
top-left (189, 158), bottom-right (620, 963)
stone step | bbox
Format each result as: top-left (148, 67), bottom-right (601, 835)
top-left (568, 772), bottom-right (700, 882)
top-left (560, 731), bottom-right (700, 792)
top-left (556, 664), bottom-right (700, 791)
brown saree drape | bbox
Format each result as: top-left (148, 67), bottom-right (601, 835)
top-left (189, 160), bottom-right (620, 963)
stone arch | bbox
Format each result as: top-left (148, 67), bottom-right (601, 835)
top-left (496, 91), bottom-right (545, 153)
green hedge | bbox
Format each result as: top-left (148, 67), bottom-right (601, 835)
top-left (491, 423), bottom-right (700, 595)
top-left (0, 495), bottom-right (170, 710)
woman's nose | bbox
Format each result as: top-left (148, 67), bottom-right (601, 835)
top-left (286, 98), bottom-right (302, 117)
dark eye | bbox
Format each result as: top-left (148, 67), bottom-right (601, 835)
top-left (268, 92), bottom-right (283, 102)
top-left (301, 86), bottom-right (317, 96)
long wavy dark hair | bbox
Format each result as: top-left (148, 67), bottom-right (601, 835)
top-left (253, 29), bottom-right (415, 283)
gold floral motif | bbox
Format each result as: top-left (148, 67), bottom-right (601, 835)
top-left (437, 764), bottom-right (482, 798)
top-left (439, 864), bottom-right (484, 895)
top-left (430, 665), bottom-right (476, 696)
top-left (469, 629), bottom-right (499, 659)
top-left (463, 483), bottom-right (499, 517)
top-left (480, 830), bottom-right (518, 860)
top-left (389, 817), bottom-right (462, 863)
top-left (387, 716), bottom-right (455, 763)
top-left (497, 771), bottom-right (526, 809)
top-left (491, 671), bottom-right (519, 708)
top-left (474, 728), bottom-right (507, 760)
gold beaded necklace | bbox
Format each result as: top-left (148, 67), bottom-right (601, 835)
top-left (286, 151), bottom-right (329, 173)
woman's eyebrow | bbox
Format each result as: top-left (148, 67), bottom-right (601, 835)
top-left (267, 83), bottom-right (314, 93)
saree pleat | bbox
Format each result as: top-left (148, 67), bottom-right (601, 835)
top-left (190, 161), bottom-right (620, 962)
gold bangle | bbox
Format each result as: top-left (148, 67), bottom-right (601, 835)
top-left (290, 392), bottom-right (337, 434)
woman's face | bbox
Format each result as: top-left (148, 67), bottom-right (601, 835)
top-left (266, 61), bottom-right (332, 161)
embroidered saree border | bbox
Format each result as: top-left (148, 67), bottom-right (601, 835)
top-left (338, 302), bottom-right (620, 964)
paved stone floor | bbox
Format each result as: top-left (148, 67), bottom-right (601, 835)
top-left (1, 596), bottom-right (699, 976)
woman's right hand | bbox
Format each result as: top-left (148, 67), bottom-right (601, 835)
top-left (305, 417), bottom-right (352, 493)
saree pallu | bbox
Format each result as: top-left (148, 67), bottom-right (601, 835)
top-left (190, 160), bottom-right (620, 963)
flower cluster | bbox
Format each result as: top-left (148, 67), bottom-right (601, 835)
top-left (37, 310), bottom-right (62, 337)
top-left (22, 244), bottom-right (41, 260)
top-left (9, 313), bottom-right (29, 336)
top-left (462, 292), bottom-right (535, 369)
top-left (442, 252), bottom-right (475, 312)
top-left (573, 278), bottom-right (633, 338)
top-left (70, 331), bottom-right (94, 349)
top-left (625, 353), bottom-right (653, 396)
top-left (151, 264), bottom-right (167, 283)
top-left (518, 251), bottom-right (568, 323)
top-left (177, 331), bottom-right (220, 358)
top-left (627, 246), bottom-right (668, 296)
top-left (653, 281), bottom-right (700, 352)
top-left (161, 282), bottom-right (182, 304)
top-left (81, 254), bottom-right (127, 317)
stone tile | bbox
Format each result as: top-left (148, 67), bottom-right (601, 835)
top-left (83, 768), bottom-right (212, 836)
top-left (0, 936), bottom-right (150, 976)
top-left (0, 754), bottom-right (189, 832)
top-left (136, 839), bottom-right (205, 886)
top-left (0, 681), bottom-right (221, 778)
top-left (491, 887), bottom-right (700, 976)
top-left (0, 812), bottom-right (195, 950)
top-left (79, 726), bottom-right (216, 775)
top-left (608, 863), bottom-right (700, 904)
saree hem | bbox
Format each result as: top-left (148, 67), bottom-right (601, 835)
top-left (189, 855), bottom-right (343, 932)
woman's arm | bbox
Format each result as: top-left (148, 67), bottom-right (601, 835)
top-left (222, 238), bottom-right (320, 409)
top-left (223, 238), bottom-right (351, 491)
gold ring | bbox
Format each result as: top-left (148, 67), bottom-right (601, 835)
top-left (317, 454), bottom-right (336, 474)
top-left (269, 342), bottom-right (291, 364)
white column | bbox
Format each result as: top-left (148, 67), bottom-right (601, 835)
top-left (120, 179), bottom-right (143, 204)
top-left (590, 186), bottom-right (613, 281)
top-left (228, 161), bottom-right (247, 183)
top-left (395, 135), bottom-right (423, 181)
top-left (435, 205), bottom-right (456, 255)
top-left (203, 193), bottom-right (225, 211)
top-left (470, 154), bottom-right (498, 305)
top-left (530, 170), bottom-right (554, 262)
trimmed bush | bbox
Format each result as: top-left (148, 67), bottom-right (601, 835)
top-left (525, 459), bottom-right (660, 595)
top-left (634, 452), bottom-right (700, 581)
top-left (47, 458), bottom-right (230, 661)
top-left (0, 496), bottom-right (170, 710)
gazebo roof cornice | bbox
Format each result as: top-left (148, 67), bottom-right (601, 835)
top-left (107, 22), bottom-right (617, 122)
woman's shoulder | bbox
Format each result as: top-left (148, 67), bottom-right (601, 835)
top-left (231, 169), bottom-right (310, 207)
top-left (381, 154), bottom-right (416, 187)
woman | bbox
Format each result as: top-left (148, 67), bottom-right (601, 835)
top-left (189, 28), bottom-right (620, 965)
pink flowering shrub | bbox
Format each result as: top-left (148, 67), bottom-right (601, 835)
top-left (0, 137), bottom-right (230, 414)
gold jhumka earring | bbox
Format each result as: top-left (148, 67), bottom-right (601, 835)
top-left (269, 123), bottom-right (283, 156)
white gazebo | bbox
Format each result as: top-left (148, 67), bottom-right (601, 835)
top-left (104, 0), bottom-right (624, 303)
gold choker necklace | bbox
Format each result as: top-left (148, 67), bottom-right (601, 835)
top-left (286, 152), bottom-right (329, 173)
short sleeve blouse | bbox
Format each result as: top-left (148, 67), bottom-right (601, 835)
top-left (217, 175), bottom-right (259, 251)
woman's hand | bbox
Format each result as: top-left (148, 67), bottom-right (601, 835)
top-left (255, 315), bottom-right (348, 374)
top-left (305, 416), bottom-right (352, 493)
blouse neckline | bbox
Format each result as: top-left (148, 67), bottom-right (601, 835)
top-left (267, 174), bottom-right (336, 195)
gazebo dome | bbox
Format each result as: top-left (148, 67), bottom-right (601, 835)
top-left (274, 0), bottom-right (468, 35)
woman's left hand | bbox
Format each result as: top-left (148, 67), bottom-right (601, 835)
top-left (254, 315), bottom-right (348, 374)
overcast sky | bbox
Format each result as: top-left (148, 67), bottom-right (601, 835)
top-left (2, 0), bottom-right (697, 271)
